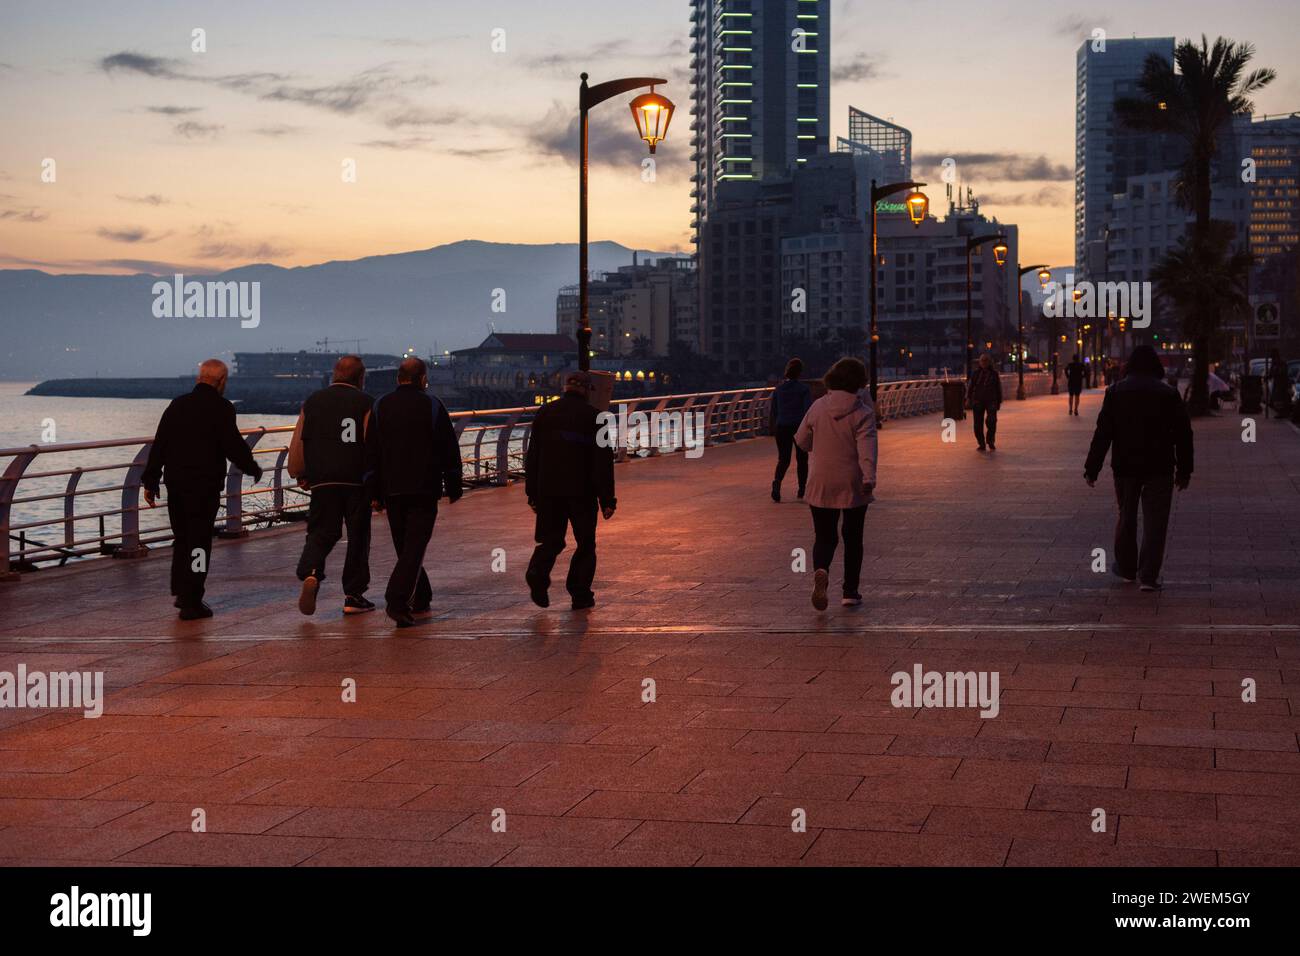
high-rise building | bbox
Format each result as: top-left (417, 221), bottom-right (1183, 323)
top-left (1075, 36), bottom-right (1178, 274)
top-left (1248, 112), bottom-right (1300, 258)
top-left (556, 256), bottom-right (698, 358)
top-left (689, 0), bottom-right (832, 247)
top-left (837, 108), bottom-right (912, 219)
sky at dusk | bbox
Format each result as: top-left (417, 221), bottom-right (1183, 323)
top-left (2, 0), bottom-right (1299, 275)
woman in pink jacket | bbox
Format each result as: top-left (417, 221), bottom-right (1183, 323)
top-left (794, 358), bottom-right (878, 610)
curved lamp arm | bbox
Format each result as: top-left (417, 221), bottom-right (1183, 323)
top-left (582, 74), bottom-right (668, 110)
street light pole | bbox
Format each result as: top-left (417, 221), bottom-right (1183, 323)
top-left (965, 233), bottom-right (1007, 381)
top-left (1015, 263), bottom-right (1048, 400)
top-left (868, 179), bottom-right (928, 406)
top-left (578, 73), bottom-right (671, 373)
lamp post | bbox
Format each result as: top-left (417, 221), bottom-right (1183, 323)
top-left (577, 73), bottom-right (673, 372)
top-left (965, 234), bottom-right (1007, 381)
top-left (1014, 264), bottom-right (1049, 400)
top-left (868, 180), bottom-right (928, 405)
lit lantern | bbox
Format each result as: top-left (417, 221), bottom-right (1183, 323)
top-left (1037, 268), bottom-right (1051, 286)
top-left (905, 189), bottom-right (929, 226)
top-left (993, 242), bottom-right (1009, 267)
top-left (629, 87), bottom-right (674, 153)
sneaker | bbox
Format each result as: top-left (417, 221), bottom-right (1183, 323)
top-left (298, 575), bottom-right (319, 615)
top-left (811, 568), bottom-right (829, 611)
top-left (343, 595), bottom-right (376, 614)
top-left (841, 592), bottom-right (862, 607)
top-left (178, 602), bottom-right (213, 621)
top-left (1139, 581), bottom-right (1162, 592)
top-left (385, 605), bottom-right (416, 628)
top-left (571, 595), bottom-right (596, 611)
top-left (771, 481), bottom-right (780, 503)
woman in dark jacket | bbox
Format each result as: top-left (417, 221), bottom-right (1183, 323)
top-left (769, 358), bottom-right (812, 502)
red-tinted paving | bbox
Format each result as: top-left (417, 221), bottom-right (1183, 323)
top-left (1, 391), bottom-right (1297, 866)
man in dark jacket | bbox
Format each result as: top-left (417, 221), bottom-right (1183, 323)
top-left (1064, 354), bottom-right (1088, 416)
top-left (524, 372), bottom-right (616, 610)
top-left (363, 357), bottom-right (463, 628)
top-left (1084, 345), bottom-right (1193, 591)
top-left (967, 352), bottom-right (1003, 451)
top-left (769, 357), bottom-right (812, 502)
top-left (288, 355), bottom-right (375, 616)
top-left (142, 359), bottom-right (263, 620)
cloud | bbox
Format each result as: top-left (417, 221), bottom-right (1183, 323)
top-left (977, 186), bottom-right (1069, 207)
top-left (0, 253), bottom-right (218, 274)
top-left (116, 193), bottom-right (170, 206)
top-left (99, 50), bottom-right (438, 119)
top-left (832, 53), bottom-right (883, 84)
top-left (252, 124), bottom-right (301, 137)
top-left (174, 120), bottom-right (223, 139)
top-left (360, 136), bottom-right (434, 151)
top-left (445, 147), bottom-right (510, 160)
top-left (914, 151), bottom-right (1073, 181)
top-left (1, 207), bottom-right (48, 222)
top-left (525, 102), bottom-right (673, 169)
top-left (145, 104), bottom-right (202, 115)
top-left (95, 226), bottom-right (170, 243)
top-left (1055, 15), bottom-right (1111, 39)
top-left (194, 240), bottom-right (291, 261)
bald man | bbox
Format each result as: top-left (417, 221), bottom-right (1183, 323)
top-left (142, 359), bottom-right (263, 620)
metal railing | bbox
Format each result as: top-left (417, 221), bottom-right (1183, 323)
top-left (2, 376), bottom-right (1049, 575)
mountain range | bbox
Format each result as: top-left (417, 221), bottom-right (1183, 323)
top-left (0, 240), bottom-right (678, 379)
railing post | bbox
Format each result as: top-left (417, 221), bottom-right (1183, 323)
top-left (1, 447), bottom-right (37, 580)
top-left (494, 413), bottom-right (523, 486)
top-left (272, 447), bottom-right (289, 516)
top-left (115, 443), bottom-right (152, 560)
top-left (220, 429), bottom-right (265, 538)
top-left (700, 394), bottom-right (722, 447)
top-left (63, 468), bottom-right (83, 552)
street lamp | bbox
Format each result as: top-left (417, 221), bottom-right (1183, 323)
top-left (577, 73), bottom-right (673, 372)
top-left (966, 233), bottom-right (1007, 381)
top-left (1015, 264), bottom-right (1049, 400)
top-left (869, 179), bottom-right (928, 406)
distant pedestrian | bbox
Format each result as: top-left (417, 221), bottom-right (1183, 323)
top-left (1084, 345), bottom-right (1193, 592)
top-left (1065, 354), bottom-right (1088, 415)
top-left (967, 352), bottom-right (1002, 451)
top-left (288, 355), bottom-right (375, 617)
top-left (141, 359), bottom-right (263, 620)
top-left (769, 357), bottom-right (812, 502)
top-left (794, 357), bottom-right (877, 610)
top-left (524, 371), bottom-right (616, 611)
top-left (363, 357), bottom-right (463, 628)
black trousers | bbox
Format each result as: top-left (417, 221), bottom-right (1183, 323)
top-left (527, 495), bottom-right (599, 602)
top-left (166, 487), bottom-right (220, 607)
top-left (973, 403), bottom-right (998, 447)
top-left (383, 494), bottom-right (437, 612)
top-left (1113, 474), bottom-right (1174, 585)
top-left (295, 484), bottom-right (371, 597)
top-left (772, 424), bottom-right (808, 491)
top-left (810, 504), bottom-right (868, 595)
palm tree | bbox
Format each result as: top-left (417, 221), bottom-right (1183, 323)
top-left (1116, 35), bottom-right (1275, 413)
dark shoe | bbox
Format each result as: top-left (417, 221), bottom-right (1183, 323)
top-left (797, 487), bottom-right (805, 500)
top-left (841, 592), bottom-right (862, 607)
top-left (976, 444), bottom-right (986, 452)
top-left (811, 569), bottom-right (828, 611)
top-left (173, 597), bottom-right (181, 608)
top-left (987, 442), bottom-right (996, 451)
top-left (525, 571), bottom-right (550, 608)
top-left (771, 481), bottom-right (780, 503)
top-left (1111, 567), bottom-right (1136, 584)
top-left (343, 595), bottom-right (376, 615)
top-left (571, 595), bottom-right (596, 611)
top-left (410, 602), bottom-right (434, 616)
top-left (1139, 581), bottom-right (1162, 592)
top-left (298, 575), bottom-right (319, 615)
top-left (385, 605), bottom-right (416, 628)
top-left (178, 602), bottom-right (213, 621)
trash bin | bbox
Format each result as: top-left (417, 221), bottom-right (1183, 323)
top-left (941, 381), bottom-right (966, 421)
top-left (1238, 375), bottom-right (1263, 414)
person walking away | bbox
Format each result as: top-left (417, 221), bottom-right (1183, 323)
top-left (770, 357), bottom-right (812, 502)
top-left (967, 353), bottom-right (1003, 451)
top-left (524, 372), bottom-right (616, 611)
top-left (1065, 354), bottom-right (1088, 416)
top-left (794, 357), bottom-right (877, 610)
top-left (1083, 345), bottom-right (1193, 592)
top-left (288, 355), bottom-right (375, 616)
top-left (141, 359), bottom-right (263, 620)
top-left (363, 357), bottom-right (463, 628)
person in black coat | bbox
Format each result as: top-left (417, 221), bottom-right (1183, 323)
top-left (967, 352), bottom-right (1003, 451)
top-left (142, 359), bottom-right (263, 620)
top-left (524, 372), bottom-right (616, 610)
top-left (1084, 345), bottom-right (1194, 591)
top-left (1064, 354), bottom-right (1089, 416)
top-left (287, 355), bottom-right (376, 616)
top-left (363, 357), bottom-right (463, 628)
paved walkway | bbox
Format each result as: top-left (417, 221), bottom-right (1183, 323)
top-left (1, 391), bottom-right (1298, 866)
